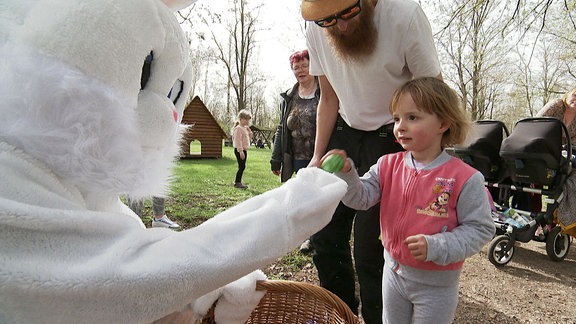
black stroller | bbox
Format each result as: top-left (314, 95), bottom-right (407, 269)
top-left (451, 117), bottom-right (574, 267)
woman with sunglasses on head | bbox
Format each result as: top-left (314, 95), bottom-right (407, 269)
top-left (514, 86), bottom-right (576, 213)
top-left (529, 86), bottom-right (576, 232)
top-left (270, 49), bottom-right (320, 254)
top-left (300, 0), bottom-right (442, 323)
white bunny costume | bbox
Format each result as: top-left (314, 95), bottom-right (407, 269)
top-left (0, 1), bottom-right (347, 323)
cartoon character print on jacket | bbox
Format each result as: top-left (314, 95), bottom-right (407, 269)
top-left (418, 179), bottom-right (455, 218)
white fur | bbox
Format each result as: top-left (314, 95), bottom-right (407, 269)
top-left (214, 270), bottom-right (268, 324)
top-left (0, 44), bottom-right (145, 200)
top-left (0, 0), bottom-right (193, 205)
top-left (0, 0), bottom-right (349, 323)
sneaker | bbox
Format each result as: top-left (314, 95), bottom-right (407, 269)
top-left (299, 239), bottom-right (314, 254)
top-left (152, 215), bottom-right (180, 229)
top-left (234, 182), bottom-right (248, 189)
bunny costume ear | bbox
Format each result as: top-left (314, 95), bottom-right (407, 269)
top-left (162, 0), bottom-right (199, 11)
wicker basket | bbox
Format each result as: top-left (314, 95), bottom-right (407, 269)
top-left (200, 280), bottom-right (361, 324)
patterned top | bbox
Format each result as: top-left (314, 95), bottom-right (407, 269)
top-left (286, 93), bottom-right (318, 160)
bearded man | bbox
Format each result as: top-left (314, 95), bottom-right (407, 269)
top-left (301, 0), bottom-right (442, 323)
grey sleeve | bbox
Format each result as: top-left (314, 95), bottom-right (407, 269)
top-left (425, 172), bottom-right (496, 265)
top-left (337, 158), bottom-right (382, 211)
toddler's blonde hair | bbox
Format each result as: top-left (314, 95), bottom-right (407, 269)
top-left (390, 77), bottom-right (471, 147)
top-left (237, 109), bottom-right (252, 121)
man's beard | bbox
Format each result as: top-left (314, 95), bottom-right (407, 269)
top-left (326, 1), bottom-right (377, 63)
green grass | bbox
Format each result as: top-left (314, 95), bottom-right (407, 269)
top-left (138, 144), bottom-right (312, 277)
top-left (140, 145), bottom-right (283, 228)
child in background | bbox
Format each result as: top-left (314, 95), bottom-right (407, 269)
top-left (232, 109), bottom-right (253, 189)
top-left (323, 77), bottom-right (495, 324)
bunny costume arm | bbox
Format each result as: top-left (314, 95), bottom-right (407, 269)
top-left (0, 145), bottom-right (345, 323)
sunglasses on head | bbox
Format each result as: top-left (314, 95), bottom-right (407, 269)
top-left (314, 0), bottom-right (362, 28)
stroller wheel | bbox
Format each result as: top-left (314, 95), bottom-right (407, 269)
top-left (488, 235), bottom-right (514, 266)
top-left (545, 226), bottom-right (571, 261)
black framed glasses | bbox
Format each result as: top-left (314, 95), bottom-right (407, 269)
top-left (314, 0), bottom-right (362, 28)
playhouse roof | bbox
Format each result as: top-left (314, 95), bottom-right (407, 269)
top-left (181, 96), bottom-right (227, 139)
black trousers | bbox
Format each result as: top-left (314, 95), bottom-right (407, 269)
top-left (234, 149), bottom-right (247, 183)
top-left (311, 117), bottom-right (403, 324)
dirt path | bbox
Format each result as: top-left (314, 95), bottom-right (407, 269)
top-left (267, 239), bottom-right (576, 323)
top-left (455, 239), bottom-right (576, 323)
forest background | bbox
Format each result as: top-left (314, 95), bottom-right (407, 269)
top-left (177, 0), bottom-right (576, 134)
top-left (177, 0), bottom-right (576, 131)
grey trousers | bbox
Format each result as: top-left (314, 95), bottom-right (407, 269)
top-left (382, 263), bottom-right (458, 324)
top-left (128, 196), bottom-right (165, 217)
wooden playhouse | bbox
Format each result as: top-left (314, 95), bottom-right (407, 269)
top-left (180, 96), bottom-right (227, 158)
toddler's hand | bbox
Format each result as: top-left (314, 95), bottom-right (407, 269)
top-left (404, 235), bottom-right (428, 261)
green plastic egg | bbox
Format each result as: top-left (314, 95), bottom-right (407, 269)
top-left (321, 154), bottom-right (345, 173)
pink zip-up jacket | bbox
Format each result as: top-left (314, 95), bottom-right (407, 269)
top-left (338, 151), bottom-right (495, 273)
top-left (233, 125), bottom-right (251, 151)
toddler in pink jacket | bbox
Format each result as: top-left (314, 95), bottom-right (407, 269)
top-left (323, 77), bottom-right (495, 324)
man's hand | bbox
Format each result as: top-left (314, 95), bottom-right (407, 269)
top-left (308, 155), bottom-right (322, 168)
